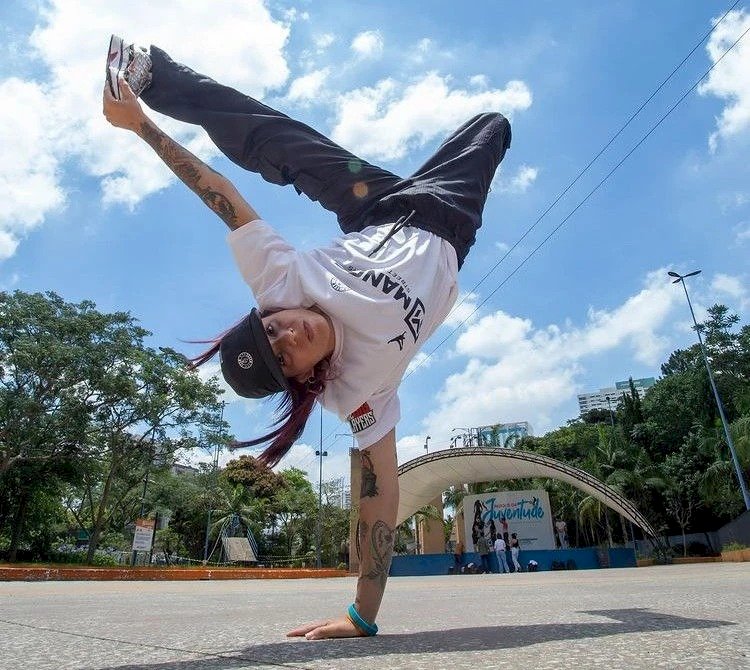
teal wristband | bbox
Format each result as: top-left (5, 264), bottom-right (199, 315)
top-left (347, 604), bottom-right (378, 636)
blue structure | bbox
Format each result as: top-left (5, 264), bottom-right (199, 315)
top-left (390, 547), bottom-right (636, 577)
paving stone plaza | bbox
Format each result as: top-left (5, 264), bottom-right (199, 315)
top-left (1, 563), bottom-right (748, 669)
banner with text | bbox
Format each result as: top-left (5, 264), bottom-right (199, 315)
top-left (463, 489), bottom-right (555, 550)
top-left (131, 518), bottom-right (155, 552)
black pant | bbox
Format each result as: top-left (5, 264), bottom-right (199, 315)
top-left (142, 47), bottom-right (512, 269)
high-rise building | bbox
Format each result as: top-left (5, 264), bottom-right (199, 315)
top-left (577, 377), bottom-right (655, 414)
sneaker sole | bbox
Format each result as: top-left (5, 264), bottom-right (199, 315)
top-left (106, 34), bottom-right (125, 100)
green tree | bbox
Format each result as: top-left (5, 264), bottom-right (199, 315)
top-left (153, 527), bottom-right (187, 565)
top-left (270, 467), bottom-right (317, 559)
top-left (205, 483), bottom-right (264, 561)
top-left (0, 290), bottom-right (138, 475)
top-left (700, 417), bottom-right (750, 519)
top-left (662, 433), bottom-right (710, 555)
top-left (222, 455), bottom-right (285, 501)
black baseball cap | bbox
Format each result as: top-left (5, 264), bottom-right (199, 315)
top-left (219, 309), bottom-right (291, 399)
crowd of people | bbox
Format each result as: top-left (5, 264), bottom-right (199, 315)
top-left (451, 513), bottom-right (571, 574)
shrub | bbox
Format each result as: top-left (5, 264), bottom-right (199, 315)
top-left (722, 541), bottom-right (748, 552)
top-left (686, 541), bottom-right (708, 557)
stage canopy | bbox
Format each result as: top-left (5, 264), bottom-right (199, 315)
top-left (396, 447), bottom-right (656, 537)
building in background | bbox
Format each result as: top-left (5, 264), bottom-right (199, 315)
top-left (577, 377), bottom-right (656, 414)
top-left (171, 463), bottom-right (199, 476)
top-left (470, 422), bottom-right (533, 448)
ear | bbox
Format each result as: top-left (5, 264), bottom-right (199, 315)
top-left (294, 369), bottom-right (315, 384)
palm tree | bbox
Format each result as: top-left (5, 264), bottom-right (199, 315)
top-left (701, 417), bottom-right (750, 516)
top-left (207, 484), bottom-right (264, 561)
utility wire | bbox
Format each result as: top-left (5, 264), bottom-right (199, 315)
top-left (253, 3), bottom-right (748, 458)
top-left (404, 14), bottom-right (750, 382)
top-left (444, 0), bottom-right (742, 323)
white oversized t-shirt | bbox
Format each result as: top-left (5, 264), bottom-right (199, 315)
top-left (228, 219), bottom-right (458, 448)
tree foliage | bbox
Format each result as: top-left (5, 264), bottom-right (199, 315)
top-left (2, 292), bottom-right (747, 563)
top-left (520, 303), bottom-right (750, 549)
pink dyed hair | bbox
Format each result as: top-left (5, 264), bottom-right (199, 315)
top-left (188, 314), bottom-right (330, 468)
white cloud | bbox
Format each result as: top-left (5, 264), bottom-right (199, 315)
top-left (493, 164), bottom-right (538, 194)
top-left (443, 291), bottom-right (480, 328)
top-left (711, 273), bottom-right (746, 300)
top-left (420, 269), bottom-right (682, 442)
top-left (405, 351), bottom-right (432, 375)
top-left (698, 9), bottom-right (750, 151)
top-left (0, 231), bottom-right (20, 261)
top-left (711, 273), bottom-right (748, 310)
top-left (0, 78), bottom-right (66, 251)
top-left (314, 33), bottom-right (335, 50)
top-left (734, 221), bottom-right (750, 244)
top-left (286, 68), bottom-right (330, 105)
top-left (0, 0), bottom-right (292, 260)
top-left (331, 74), bottom-right (532, 161)
top-left (495, 241), bottom-right (510, 254)
top-left (396, 433), bottom-right (429, 465)
top-left (0, 272), bottom-right (20, 289)
top-left (351, 30), bottom-right (384, 59)
top-left (718, 191), bottom-right (749, 212)
top-left (195, 361), bottom-right (262, 415)
top-left (274, 437), bottom-right (354, 483)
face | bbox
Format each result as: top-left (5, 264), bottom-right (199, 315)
top-left (261, 308), bottom-right (335, 382)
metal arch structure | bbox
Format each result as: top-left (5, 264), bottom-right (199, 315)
top-left (396, 447), bottom-right (657, 537)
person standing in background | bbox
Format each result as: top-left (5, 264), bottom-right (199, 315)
top-left (476, 534), bottom-right (491, 574)
top-left (510, 532), bottom-right (522, 572)
top-left (493, 534), bottom-right (509, 573)
top-left (454, 539), bottom-right (464, 572)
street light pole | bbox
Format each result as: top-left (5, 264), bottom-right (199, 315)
top-left (315, 405), bottom-right (328, 568)
top-left (605, 396), bottom-right (616, 429)
top-left (423, 435), bottom-right (431, 454)
top-left (452, 427), bottom-right (471, 447)
top-left (669, 269), bottom-right (750, 510)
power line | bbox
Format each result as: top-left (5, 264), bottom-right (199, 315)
top-left (247, 3), bottom-right (750, 458)
top-left (443, 0), bottom-right (742, 324)
top-left (404, 11), bottom-right (750, 382)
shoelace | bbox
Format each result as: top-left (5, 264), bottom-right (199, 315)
top-left (367, 210), bottom-right (416, 258)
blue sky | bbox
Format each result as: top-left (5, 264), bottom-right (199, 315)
top-left (2, 1), bottom-right (749, 483)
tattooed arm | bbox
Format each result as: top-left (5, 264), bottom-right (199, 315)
top-left (103, 79), bottom-right (258, 230)
top-left (288, 429), bottom-right (399, 640)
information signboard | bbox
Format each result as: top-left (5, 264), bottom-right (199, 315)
top-left (131, 518), bottom-right (155, 552)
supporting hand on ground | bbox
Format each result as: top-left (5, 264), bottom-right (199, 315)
top-left (287, 616), bottom-right (364, 640)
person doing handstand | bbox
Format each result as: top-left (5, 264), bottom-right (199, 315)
top-left (103, 35), bottom-right (511, 640)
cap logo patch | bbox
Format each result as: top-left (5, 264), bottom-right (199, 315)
top-left (237, 352), bottom-right (254, 369)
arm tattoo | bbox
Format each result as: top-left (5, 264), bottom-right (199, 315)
top-left (359, 519), bottom-right (395, 590)
top-left (139, 122), bottom-right (241, 229)
top-left (360, 451), bottom-right (378, 498)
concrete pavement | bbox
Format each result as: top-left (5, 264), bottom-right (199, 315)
top-left (1, 563), bottom-right (748, 669)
